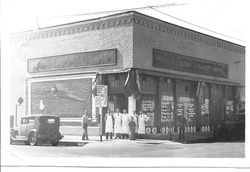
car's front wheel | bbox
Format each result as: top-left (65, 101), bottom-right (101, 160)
top-left (28, 132), bottom-right (37, 146)
top-left (51, 139), bottom-right (59, 146)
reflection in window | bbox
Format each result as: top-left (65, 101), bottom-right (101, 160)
top-left (47, 118), bottom-right (55, 124)
top-left (28, 117), bottom-right (35, 124)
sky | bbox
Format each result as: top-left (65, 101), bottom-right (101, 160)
top-left (1, 0), bottom-right (248, 45)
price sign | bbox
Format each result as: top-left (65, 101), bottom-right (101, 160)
top-left (95, 96), bottom-right (107, 107)
top-left (97, 85), bottom-right (107, 96)
top-left (161, 95), bottom-right (174, 122)
top-left (141, 99), bottom-right (155, 126)
top-left (96, 85), bottom-right (108, 107)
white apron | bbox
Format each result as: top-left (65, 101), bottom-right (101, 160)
top-left (121, 113), bottom-right (130, 134)
top-left (114, 113), bottom-right (122, 134)
top-left (105, 113), bottom-right (113, 133)
top-left (138, 115), bottom-right (147, 134)
top-left (131, 114), bottom-right (139, 133)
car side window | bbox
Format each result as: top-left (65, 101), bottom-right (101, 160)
top-left (47, 118), bottom-right (55, 124)
top-left (27, 117), bottom-right (35, 124)
top-left (21, 118), bottom-right (27, 124)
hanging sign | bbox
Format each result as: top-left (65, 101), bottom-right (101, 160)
top-left (97, 85), bottom-right (107, 96)
top-left (95, 96), bottom-right (107, 107)
top-left (96, 85), bottom-right (108, 107)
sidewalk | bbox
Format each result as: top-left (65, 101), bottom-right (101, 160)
top-left (59, 135), bottom-right (107, 146)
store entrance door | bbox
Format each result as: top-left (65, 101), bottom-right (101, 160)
top-left (108, 94), bottom-right (128, 113)
top-left (211, 98), bottom-right (224, 125)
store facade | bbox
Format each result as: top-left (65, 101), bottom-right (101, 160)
top-left (11, 11), bottom-right (245, 135)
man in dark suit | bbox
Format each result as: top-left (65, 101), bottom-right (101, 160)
top-left (178, 115), bottom-right (187, 141)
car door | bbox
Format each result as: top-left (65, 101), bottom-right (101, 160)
top-left (19, 117), bottom-right (27, 136)
top-left (26, 117), bottom-right (35, 136)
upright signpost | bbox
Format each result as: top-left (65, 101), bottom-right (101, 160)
top-left (15, 97), bottom-right (24, 126)
top-left (96, 85), bottom-right (108, 142)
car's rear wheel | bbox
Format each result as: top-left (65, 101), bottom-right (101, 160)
top-left (28, 132), bottom-right (37, 146)
top-left (51, 139), bottom-right (59, 146)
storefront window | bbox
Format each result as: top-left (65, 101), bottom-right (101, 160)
top-left (140, 75), bottom-right (157, 94)
top-left (199, 83), bottom-right (210, 126)
top-left (139, 75), bottom-right (157, 127)
top-left (225, 85), bottom-right (235, 120)
top-left (159, 78), bottom-right (174, 126)
top-left (176, 80), bottom-right (196, 127)
top-left (141, 96), bottom-right (155, 126)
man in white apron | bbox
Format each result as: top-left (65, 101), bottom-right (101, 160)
top-left (113, 108), bottom-right (122, 139)
top-left (121, 109), bottom-right (130, 139)
top-left (138, 111), bottom-right (149, 138)
top-left (105, 109), bottom-right (114, 139)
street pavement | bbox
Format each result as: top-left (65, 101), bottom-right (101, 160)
top-left (2, 135), bottom-right (245, 167)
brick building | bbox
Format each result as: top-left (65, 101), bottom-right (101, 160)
top-left (11, 11), bottom-right (245, 136)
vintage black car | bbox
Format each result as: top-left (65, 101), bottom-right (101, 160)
top-left (10, 115), bottom-right (63, 146)
top-left (214, 109), bottom-right (245, 140)
top-left (223, 109), bottom-right (245, 140)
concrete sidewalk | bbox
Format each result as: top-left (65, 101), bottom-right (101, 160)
top-left (59, 135), bottom-right (109, 146)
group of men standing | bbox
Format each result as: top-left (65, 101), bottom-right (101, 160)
top-left (82, 108), bottom-right (187, 141)
top-left (105, 108), bottom-right (149, 140)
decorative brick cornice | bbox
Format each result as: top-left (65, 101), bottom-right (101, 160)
top-left (11, 11), bottom-right (245, 54)
top-left (11, 15), bottom-right (133, 44)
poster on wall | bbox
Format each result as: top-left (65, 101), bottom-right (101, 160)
top-left (31, 78), bottom-right (92, 118)
top-left (177, 103), bottom-right (184, 116)
top-left (177, 97), bottom-right (196, 126)
top-left (160, 95), bottom-right (174, 122)
top-left (187, 103), bottom-right (195, 117)
top-left (201, 98), bottom-right (210, 125)
top-left (226, 100), bottom-right (234, 115)
top-left (141, 99), bottom-right (155, 126)
top-left (201, 99), bottom-right (209, 115)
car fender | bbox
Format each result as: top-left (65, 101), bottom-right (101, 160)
top-left (10, 128), bottom-right (18, 139)
top-left (28, 129), bottom-right (37, 136)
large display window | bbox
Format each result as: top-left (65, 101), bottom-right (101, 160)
top-left (176, 80), bottom-right (196, 127)
top-left (138, 75), bottom-right (157, 129)
top-left (199, 83), bottom-right (210, 126)
top-left (159, 78), bottom-right (174, 126)
top-left (225, 85), bottom-right (235, 121)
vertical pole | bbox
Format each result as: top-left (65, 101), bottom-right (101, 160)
top-left (195, 82), bottom-right (201, 132)
top-left (173, 79), bottom-right (177, 130)
top-left (128, 94), bottom-right (136, 115)
top-left (208, 83), bottom-right (212, 130)
top-left (100, 107), bottom-right (103, 142)
top-left (169, 126), bottom-right (172, 141)
top-left (15, 105), bottom-right (18, 126)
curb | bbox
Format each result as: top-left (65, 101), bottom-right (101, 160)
top-left (59, 140), bottom-right (90, 146)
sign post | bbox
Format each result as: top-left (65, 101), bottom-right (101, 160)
top-left (15, 97), bottom-right (24, 126)
top-left (96, 85), bottom-right (108, 142)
